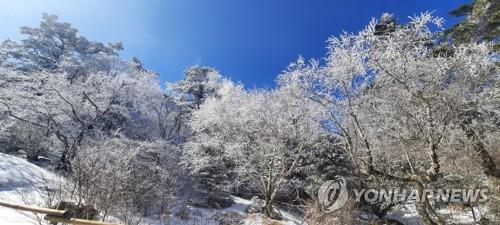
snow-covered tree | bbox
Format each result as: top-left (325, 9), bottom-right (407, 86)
top-left (147, 88), bottom-right (193, 143)
top-left (0, 14), bottom-right (190, 176)
top-left (163, 65), bottom-right (228, 144)
top-left (0, 13), bottom-right (122, 78)
top-left (0, 62), bottom-right (163, 170)
top-left (0, 120), bottom-right (13, 151)
top-left (183, 80), bottom-right (327, 217)
top-left (279, 12), bottom-right (498, 225)
top-left (171, 66), bottom-right (225, 110)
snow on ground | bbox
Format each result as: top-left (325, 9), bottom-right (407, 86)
top-left (437, 206), bottom-right (483, 225)
top-left (0, 152), bottom-right (61, 225)
top-left (384, 202), bottom-right (423, 225)
top-left (160, 196), bottom-right (303, 225)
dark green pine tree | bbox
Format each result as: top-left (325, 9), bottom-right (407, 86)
top-left (445, 0), bottom-right (499, 46)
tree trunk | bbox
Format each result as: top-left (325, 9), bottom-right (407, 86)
top-left (26, 150), bottom-right (39, 162)
top-left (57, 149), bottom-right (71, 172)
top-left (264, 200), bottom-right (274, 218)
top-left (57, 145), bottom-right (77, 173)
top-left (470, 135), bottom-right (499, 178)
top-left (263, 175), bottom-right (287, 219)
top-left (463, 126), bottom-right (499, 178)
top-left (415, 183), bottom-right (444, 225)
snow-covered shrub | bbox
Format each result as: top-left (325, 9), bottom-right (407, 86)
top-left (70, 137), bottom-right (178, 224)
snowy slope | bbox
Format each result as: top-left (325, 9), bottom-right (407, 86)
top-left (0, 152), bottom-right (59, 225)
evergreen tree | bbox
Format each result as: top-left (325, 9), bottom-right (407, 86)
top-left (446, 0), bottom-right (499, 46)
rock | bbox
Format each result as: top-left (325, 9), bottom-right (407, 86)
top-left (374, 13), bottom-right (396, 36)
top-left (211, 211), bottom-right (245, 225)
top-left (245, 196), bottom-right (266, 214)
top-left (368, 218), bottom-right (405, 225)
top-left (191, 192), bottom-right (235, 209)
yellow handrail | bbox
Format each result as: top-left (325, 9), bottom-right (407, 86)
top-left (0, 200), bottom-right (121, 225)
top-left (0, 200), bottom-right (65, 216)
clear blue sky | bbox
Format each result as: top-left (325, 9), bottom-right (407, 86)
top-left (0, 0), bottom-right (470, 87)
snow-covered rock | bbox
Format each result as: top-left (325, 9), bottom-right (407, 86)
top-left (245, 196), bottom-right (266, 214)
top-left (190, 191), bottom-right (235, 209)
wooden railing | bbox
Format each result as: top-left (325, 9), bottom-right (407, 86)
top-left (0, 200), bottom-right (121, 225)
